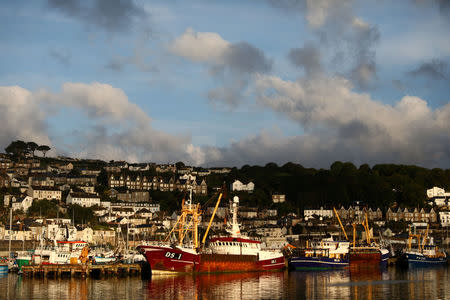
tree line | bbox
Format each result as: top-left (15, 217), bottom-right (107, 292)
top-left (5, 140), bottom-right (51, 158)
top-left (207, 161), bottom-right (450, 212)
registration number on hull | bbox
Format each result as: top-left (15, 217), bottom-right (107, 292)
top-left (165, 252), bottom-right (182, 260)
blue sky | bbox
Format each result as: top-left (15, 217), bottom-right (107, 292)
top-left (1, 0), bottom-right (449, 168)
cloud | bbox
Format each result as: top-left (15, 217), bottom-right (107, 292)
top-left (407, 59), bottom-right (449, 81)
top-left (211, 73), bottom-right (450, 168)
top-left (169, 28), bottom-right (272, 106)
top-left (0, 86), bottom-right (52, 149)
top-left (0, 83), bottom-right (202, 164)
top-left (169, 28), bottom-right (230, 63)
top-left (412, 0), bottom-right (450, 19)
top-left (105, 47), bottom-right (158, 73)
top-left (47, 0), bottom-right (149, 34)
top-left (288, 43), bottom-right (322, 76)
top-left (270, 0), bottom-right (380, 90)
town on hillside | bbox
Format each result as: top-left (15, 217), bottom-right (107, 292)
top-left (0, 140), bottom-right (449, 254)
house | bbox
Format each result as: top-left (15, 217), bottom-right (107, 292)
top-left (66, 175), bottom-right (97, 185)
top-left (386, 207), bottom-right (437, 223)
top-left (272, 194), bottom-right (286, 203)
top-left (209, 167), bottom-right (231, 174)
top-left (128, 163), bottom-right (150, 171)
top-left (427, 187), bottom-right (450, 207)
top-left (156, 164), bottom-right (176, 173)
top-left (136, 208), bottom-right (153, 219)
top-left (28, 186), bottom-right (62, 201)
top-left (239, 207), bottom-right (258, 219)
top-left (28, 176), bottom-right (55, 187)
top-left (0, 159), bottom-right (13, 169)
top-left (0, 173), bottom-right (10, 188)
top-left (66, 192), bottom-right (100, 207)
top-left (11, 196), bottom-right (34, 212)
top-left (230, 180), bottom-right (255, 192)
top-left (78, 184), bottom-right (95, 194)
top-left (117, 190), bottom-right (150, 203)
top-left (439, 211), bottom-right (450, 227)
top-left (80, 169), bottom-right (101, 176)
top-left (304, 207), bottom-right (333, 219)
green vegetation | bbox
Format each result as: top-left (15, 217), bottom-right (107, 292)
top-left (210, 161), bottom-right (450, 211)
top-left (4, 140), bottom-right (51, 158)
top-left (27, 199), bottom-right (59, 217)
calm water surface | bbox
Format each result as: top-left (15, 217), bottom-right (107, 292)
top-left (0, 266), bottom-right (448, 299)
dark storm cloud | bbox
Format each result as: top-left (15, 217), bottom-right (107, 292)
top-left (47, 0), bottom-right (148, 33)
top-left (408, 59), bottom-right (449, 81)
top-left (223, 42), bottom-right (273, 74)
top-left (207, 42), bottom-right (272, 106)
top-left (288, 43), bottom-right (322, 76)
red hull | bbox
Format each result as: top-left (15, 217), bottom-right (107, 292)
top-left (139, 245), bottom-right (285, 274)
top-left (349, 249), bottom-right (381, 265)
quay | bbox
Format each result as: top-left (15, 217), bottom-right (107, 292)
top-left (21, 263), bottom-right (144, 278)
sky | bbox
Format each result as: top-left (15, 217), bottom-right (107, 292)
top-left (1, 0), bottom-right (449, 168)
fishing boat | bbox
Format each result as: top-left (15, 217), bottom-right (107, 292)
top-left (348, 214), bottom-right (389, 265)
top-left (32, 240), bottom-right (89, 265)
top-left (401, 225), bottom-right (448, 267)
top-left (15, 253), bottom-right (32, 271)
top-left (0, 258), bottom-right (8, 275)
top-left (138, 192), bottom-right (285, 274)
top-left (288, 237), bottom-right (350, 270)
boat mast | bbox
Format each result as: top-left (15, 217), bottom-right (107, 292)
top-left (201, 193), bottom-right (223, 245)
top-left (333, 207), bottom-right (348, 241)
top-left (8, 206), bottom-right (12, 257)
top-left (230, 196), bottom-right (241, 237)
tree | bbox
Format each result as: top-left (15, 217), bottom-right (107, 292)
top-left (5, 140), bottom-right (28, 157)
top-left (175, 161), bottom-right (185, 169)
top-left (27, 141), bottom-right (38, 156)
top-left (37, 145), bottom-right (51, 157)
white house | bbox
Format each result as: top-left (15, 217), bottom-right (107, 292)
top-left (11, 196), bottom-right (34, 212)
top-left (231, 180), bottom-right (255, 192)
top-left (66, 192), bottom-right (100, 207)
top-left (304, 207), bottom-right (333, 219)
top-left (439, 211), bottom-right (450, 227)
top-left (427, 187), bottom-right (450, 206)
top-left (28, 186), bottom-right (62, 201)
top-left (272, 194), bottom-right (286, 203)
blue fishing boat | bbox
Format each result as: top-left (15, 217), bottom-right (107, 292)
top-left (401, 225), bottom-right (448, 267)
top-left (0, 258), bottom-right (8, 275)
top-left (403, 248), bottom-right (447, 267)
top-left (288, 238), bottom-right (350, 270)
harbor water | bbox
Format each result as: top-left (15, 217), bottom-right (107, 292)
top-left (0, 266), bottom-right (448, 299)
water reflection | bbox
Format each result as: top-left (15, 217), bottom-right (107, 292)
top-left (146, 272), bottom-right (286, 299)
top-left (0, 267), bottom-right (448, 300)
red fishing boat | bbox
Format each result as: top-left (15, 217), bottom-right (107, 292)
top-left (138, 192), bottom-right (285, 274)
top-left (348, 215), bottom-right (389, 265)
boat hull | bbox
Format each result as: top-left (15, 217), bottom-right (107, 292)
top-left (288, 256), bottom-right (349, 270)
top-left (403, 253), bottom-right (448, 267)
top-left (349, 248), bottom-right (389, 265)
top-left (139, 245), bottom-right (285, 274)
top-left (0, 264), bottom-right (8, 275)
top-left (16, 258), bottom-right (31, 270)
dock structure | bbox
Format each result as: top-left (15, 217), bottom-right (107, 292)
top-left (21, 263), bottom-right (143, 278)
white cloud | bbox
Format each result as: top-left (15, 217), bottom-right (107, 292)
top-left (0, 83), bottom-right (199, 164)
top-left (0, 86), bottom-right (52, 148)
top-left (241, 73), bottom-right (450, 167)
top-left (168, 27), bottom-right (230, 63)
top-left (169, 28), bottom-right (272, 106)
